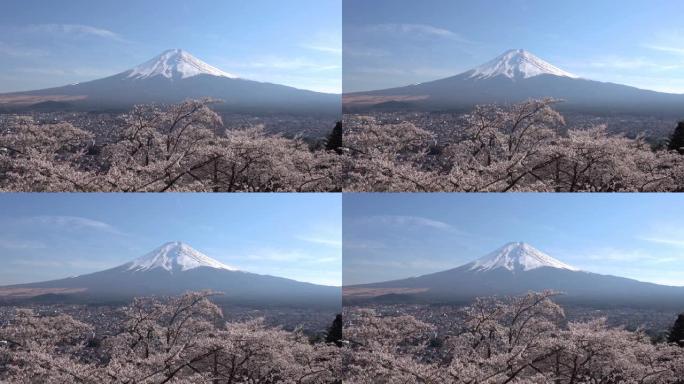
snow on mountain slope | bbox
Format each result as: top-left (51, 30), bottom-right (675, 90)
top-left (126, 49), bottom-right (237, 80)
top-left (126, 241), bottom-right (237, 272)
top-left (468, 242), bottom-right (579, 272)
top-left (468, 49), bottom-right (578, 80)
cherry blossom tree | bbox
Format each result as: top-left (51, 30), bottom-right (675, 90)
top-left (343, 291), bottom-right (684, 384)
top-left (0, 308), bottom-right (97, 383)
top-left (0, 116), bottom-right (99, 191)
top-left (0, 291), bottom-right (341, 383)
top-left (0, 100), bottom-right (342, 192)
top-left (343, 99), bottom-right (684, 192)
top-left (343, 308), bottom-right (441, 383)
top-left (343, 116), bottom-right (438, 192)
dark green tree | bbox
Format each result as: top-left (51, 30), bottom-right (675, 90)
top-left (669, 314), bottom-right (684, 346)
top-left (668, 121), bottom-right (684, 154)
top-left (325, 121), bottom-right (343, 153)
top-left (325, 314), bottom-right (343, 346)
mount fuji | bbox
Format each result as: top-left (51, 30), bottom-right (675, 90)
top-left (0, 242), bottom-right (340, 308)
top-left (344, 49), bottom-right (684, 116)
top-left (0, 49), bottom-right (340, 115)
top-left (344, 242), bottom-right (684, 309)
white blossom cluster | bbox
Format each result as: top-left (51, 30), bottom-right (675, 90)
top-left (0, 291), bottom-right (341, 383)
top-left (344, 99), bottom-right (684, 192)
top-left (343, 291), bottom-right (684, 383)
top-left (0, 100), bottom-right (342, 192)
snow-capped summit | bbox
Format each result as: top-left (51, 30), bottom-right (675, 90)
top-left (126, 241), bottom-right (237, 272)
top-left (468, 242), bottom-right (578, 272)
top-left (468, 49), bottom-right (578, 80)
top-left (126, 49), bottom-right (237, 80)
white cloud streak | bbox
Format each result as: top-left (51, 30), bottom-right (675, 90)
top-left (0, 238), bottom-right (46, 250)
top-left (23, 216), bottom-right (124, 235)
top-left (358, 215), bottom-right (455, 231)
top-left (302, 44), bottom-right (342, 55)
top-left (25, 24), bottom-right (126, 42)
top-left (0, 42), bottom-right (48, 57)
top-left (637, 223), bottom-right (684, 248)
top-left (639, 237), bottom-right (684, 248)
top-left (644, 45), bottom-right (684, 56)
top-left (231, 248), bottom-right (341, 264)
top-left (297, 236), bottom-right (342, 247)
top-left (240, 57), bottom-right (339, 71)
top-left (364, 23), bottom-right (472, 43)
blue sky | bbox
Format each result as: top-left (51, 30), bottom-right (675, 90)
top-left (344, 0), bottom-right (684, 93)
top-left (0, 0), bottom-right (340, 93)
top-left (343, 193), bottom-right (684, 287)
top-left (0, 194), bottom-right (341, 286)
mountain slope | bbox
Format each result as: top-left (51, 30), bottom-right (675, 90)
top-left (0, 49), bottom-right (340, 115)
top-left (344, 49), bottom-right (684, 115)
top-left (2, 242), bottom-right (340, 308)
top-left (345, 242), bottom-right (684, 308)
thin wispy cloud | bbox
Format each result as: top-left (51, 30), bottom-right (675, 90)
top-left (644, 45), bottom-right (684, 56)
top-left (0, 41), bottom-right (48, 57)
top-left (350, 257), bottom-right (457, 272)
top-left (365, 23), bottom-right (472, 43)
top-left (300, 30), bottom-right (341, 55)
top-left (580, 247), bottom-right (659, 263)
top-left (637, 223), bottom-right (684, 248)
top-left (216, 55), bottom-right (340, 92)
top-left (24, 24), bottom-right (127, 42)
top-left (296, 223), bottom-right (342, 248)
top-left (342, 46), bottom-right (389, 58)
top-left (237, 262), bottom-right (340, 286)
top-left (302, 44), bottom-right (342, 55)
top-left (203, 247), bottom-right (340, 286)
top-left (358, 215), bottom-right (456, 231)
top-left (244, 248), bottom-right (339, 263)
top-left (643, 29), bottom-right (684, 57)
top-left (342, 239), bottom-right (388, 251)
top-left (243, 57), bottom-right (340, 71)
top-left (565, 244), bottom-right (682, 269)
top-left (233, 71), bottom-right (340, 93)
top-left (298, 235), bottom-right (342, 247)
top-left (344, 20), bottom-right (475, 91)
top-left (639, 237), bottom-right (684, 248)
top-left (9, 257), bottom-right (115, 271)
top-left (0, 238), bottom-right (46, 250)
top-left (14, 66), bottom-right (122, 78)
top-left (23, 215), bottom-right (125, 235)
top-left (348, 65), bottom-right (457, 79)
top-left (580, 56), bottom-right (682, 71)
